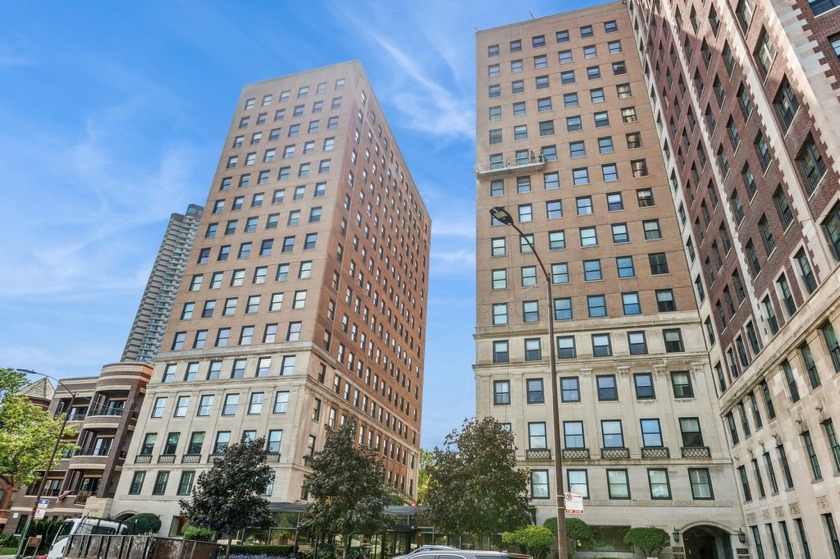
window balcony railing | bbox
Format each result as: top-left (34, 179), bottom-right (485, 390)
top-left (75, 447), bottom-right (112, 457)
top-left (681, 446), bottom-right (711, 458)
top-left (641, 446), bottom-right (670, 459)
top-left (525, 449), bottom-right (552, 461)
top-left (182, 454), bottom-right (202, 464)
top-left (265, 452), bottom-right (282, 462)
top-left (157, 454), bottom-right (176, 464)
top-left (134, 454), bottom-right (152, 463)
top-left (474, 154), bottom-right (546, 177)
top-left (88, 406), bottom-right (125, 417)
top-left (562, 448), bottom-right (590, 460)
top-left (601, 447), bottom-right (631, 459)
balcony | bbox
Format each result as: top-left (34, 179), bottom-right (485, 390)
top-left (681, 446), bottom-right (711, 458)
top-left (207, 453), bottom-right (225, 463)
top-left (134, 454), bottom-right (152, 463)
top-left (600, 447), bottom-right (631, 459)
top-left (88, 405), bottom-right (125, 417)
top-left (265, 452), bottom-right (281, 463)
top-left (475, 154), bottom-right (546, 177)
top-left (182, 454), bottom-right (202, 464)
top-left (641, 447), bottom-right (670, 459)
top-left (562, 448), bottom-right (590, 460)
top-left (158, 454), bottom-right (176, 464)
top-left (525, 449), bottom-right (551, 461)
top-left (74, 446), bottom-right (112, 457)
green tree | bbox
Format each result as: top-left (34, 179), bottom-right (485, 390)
top-left (124, 513), bottom-right (162, 535)
top-left (0, 368), bottom-right (77, 490)
top-left (545, 517), bottom-right (596, 559)
top-left (180, 436), bottom-right (274, 559)
top-left (623, 527), bottom-right (670, 558)
top-left (416, 449), bottom-right (433, 504)
top-left (301, 420), bottom-right (391, 559)
top-left (502, 525), bottom-right (554, 559)
top-left (426, 417), bottom-right (532, 541)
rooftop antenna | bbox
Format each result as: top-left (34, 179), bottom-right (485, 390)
top-left (530, 11), bottom-right (535, 18)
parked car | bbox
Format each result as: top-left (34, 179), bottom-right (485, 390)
top-left (392, 545), bottom-right (457, 559)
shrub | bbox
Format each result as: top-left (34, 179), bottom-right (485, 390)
top-left (0, 534), bottom-right (20, 547)
top-left (183, 523), bottom-right (214, 541)
top-left (502, 525), bottom-right (554, 559)
top-left (124, 512), bottom-right (162, 535)
top-left (543, 517), bottom-right (596, 559)
top-left (622, 527), bottom-right (670, 557)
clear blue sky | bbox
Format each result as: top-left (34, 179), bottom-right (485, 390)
top-left (0, 0), bottom-right (597, 449)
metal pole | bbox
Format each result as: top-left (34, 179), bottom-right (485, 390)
top-left (13, 370), bottom-right (77, 559)
top-left (490, 209), bottom-right (568, 559)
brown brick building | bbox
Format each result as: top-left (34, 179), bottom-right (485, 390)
top-left (109, 61), bottom-right (431, 536)
top-left (632, 0), bottom-right (840, 555)
top-left (475, 4), bottom-right (743, 558)
top-left (477, 0), bottom-right (840, 555)
top-left (4, 363), bottom-right (150, 534)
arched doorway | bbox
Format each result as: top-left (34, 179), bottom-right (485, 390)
top-left (681, 524), bottom-right (736, 559)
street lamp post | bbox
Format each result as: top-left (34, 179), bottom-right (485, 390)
top-left (13, 369), bottom-right (79, 559)
top-left (489, 207), bottom-right (568, 559)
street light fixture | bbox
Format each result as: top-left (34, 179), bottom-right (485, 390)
top-left (489, 206), bottom-right (568, 559)
top-left (13, 369), bottom-right (81, 559)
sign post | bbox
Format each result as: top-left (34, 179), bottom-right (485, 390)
top-left (564, 492), bottom-right (584, 515)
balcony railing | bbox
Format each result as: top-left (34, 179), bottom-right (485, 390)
top-left (562, 448), bottom-right (590, 460)
top-left (681, 446), bottom-right (711, 458)
top-left (182, 454), bottom-right (202, 464)
top-left (525, 449), bottom-right (552, 461)
top-left (641, 446), bottom-right (670, 459)
top-left (600, 447), bottom-right (631, 459)
top-left (158, 454), bottom-right (176, 463)
top-left (75, 447), bottom-right (112, 457)
top-left (266, 452), bottom-right (281, 463)
top-left (135, 454), bottom-right (152, 463)
top-left (207, 453), bottom-right (225, 463)
top-left (475, 154), bottom-right (546, 177)
top-left (88, 406), bottom-right (125, 417)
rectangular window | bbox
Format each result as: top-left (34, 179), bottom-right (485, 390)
top-left (597, 375), bottom-right (618, 401)
top-left (561, 377), bottom-right (580, 402)
top-left (494, 381), bottom-right (511, 405)
top-left (607, 469), bottom-right (630, 499)
top-left (648, 469), bottom-right (671, 499)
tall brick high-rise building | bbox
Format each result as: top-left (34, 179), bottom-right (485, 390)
top-left (476, 0), bottom-right (840, 557)
top-left (109, 61), bottom-right (431, 535)
top-left (633, 0), bottom-right (840, 556)
top-left (475, 4), bottom-right (743, 556)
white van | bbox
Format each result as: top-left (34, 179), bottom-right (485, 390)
top-left (44, 517), bottom-right (127, 559)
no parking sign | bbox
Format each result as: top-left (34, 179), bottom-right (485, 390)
top-left (564, 492), bottom-right (584, 514)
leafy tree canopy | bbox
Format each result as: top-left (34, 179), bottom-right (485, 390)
top-left (623, 527), bottom-right (670, 557)
top-left (180, 436), bottom-right (274, 552)
top-left (0, 368), bottom-right (78, 489)
top-left (301, 420), bottom-right (391, 557)
top-left (415, 449), bottom-right (433, 505)
top-left (545, 517), bottom-right (596, 559)
top-left (426, 417), bottom-right (532, 539)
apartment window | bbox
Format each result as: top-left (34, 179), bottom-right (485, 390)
top-left (647, 469), bottom-right (671, 500)
top-left (688, 468), bottom-right (713, 500)
top-left (628, 331), bottom-right (647, 355)
top-left (573, 168), bottom-right (589, 185)
top-left (616, 256), bottom-right (635, 278)
top-left (546, 199), bottom-right (563, 218)
top-left (248, 393), bottom-right (264, 415)
top-left (287, 322), bottom-right (302, 341)
top-left (656, 289), bottom-right (675, 312)
top-left (523, 301), bottom-right (539, 322)
top-left (824, 420), bottom-right (840, 473)
top-left (594, 111), bottom-right (609, 127)
top-left (821, 322), bottom-right (840, 372)
top-left (798, 135), bottom-right (827, 193)
top-left (493, 341), bottom-right (509, 363)
top-left (602, 164), bottom-right (618, 182)
top-left (492, 304), bottom-right (508, 325)
top-left (548, 230), bottom-right (566, 250)
top-left (596, 375), bottom-right (617, 401)
top-left (754, 29), bottom-right (775, 77)
top-left (637, 188), bottom-right (654, 207)
top-left (587, 295), bottom-right (606, 318)
top-left (494, 381), bottom-right (511, 405)
top-left (527, 378), bottom-right (545, 403)
top-left (640, 419), bottom-right (663, 448)
top-left (803, 431), bottom-right (823, 480)
top-left (602, 420), bottom-right (624, 448)
top-left (590, 333), bottom-right (611, 357)
top-left (612, 224), bottom-right (629, 244)
top-left (622, 292), bottom-right (641, 315)
top-left (634, 373), bottom-right (654, 399)
top-left (778, 273), bottom-right (796, 315)
top-left (552, 263), bottom-right (569, 284)
top-left (664, 329), bottom-right (684, 352)
top-left (530, 470), bottom-right (549, 499)
top-left (559, 378), bottom-right (581, 404)
top-left (774, 187), bottom-right (794, 228)
top-left (557, 336), bottom-right (576, 359)
top-left (755, 133), bottom-right (772, 170)
top-left (649, 252), bottom-right (669, 275)
top-left (824, 203), bottom-right (840, 260)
